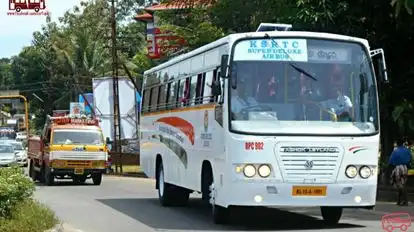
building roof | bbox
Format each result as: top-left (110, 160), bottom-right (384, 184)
top-left (134, 13), bottom-right (153, 21)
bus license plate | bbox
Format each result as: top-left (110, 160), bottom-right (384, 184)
top-left (292, 186), bottom-right (327, 196)
top-left (74, 168), bottom-right (84, 175)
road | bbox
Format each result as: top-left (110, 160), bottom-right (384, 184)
top-left (34, 176), bottom-right (410, 232)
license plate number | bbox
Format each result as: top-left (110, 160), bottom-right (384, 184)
top-left (292, 186), bottom-right (327, 196)
top-left (74, 168), bottom-right (84, 175)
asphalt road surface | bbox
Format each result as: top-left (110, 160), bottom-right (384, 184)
top-left (34, 176), bottom-right (410, 232)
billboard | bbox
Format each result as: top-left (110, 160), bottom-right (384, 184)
top-left (78, 93), bottom-right (93, 115)
top-left (69, 102), bottom-right (85, 115)
top-left (92, 77), bottom-right (140, 154)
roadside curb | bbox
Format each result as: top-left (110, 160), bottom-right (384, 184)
top-left (46, 223), bottom-right (84, 232)
top-left (104, 172), bottom-right (147, 178)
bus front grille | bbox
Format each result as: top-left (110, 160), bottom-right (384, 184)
top-left (275, 144), bottom-right (344, 183)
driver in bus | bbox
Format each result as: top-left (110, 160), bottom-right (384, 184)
top-left (320, 87), bottom-right (353, 121)
top-left (231, 78), bottom-right (259, 119)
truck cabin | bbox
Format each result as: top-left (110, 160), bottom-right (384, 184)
top-left (42, 117), bottom-right (104, 147)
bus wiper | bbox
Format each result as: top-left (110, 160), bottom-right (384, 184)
top-left (264, 33), bottom-right (317, 81)
top-left (289, 63), bottom-right (317, 81)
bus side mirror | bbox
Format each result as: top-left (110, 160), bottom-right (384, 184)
top-left (370, 49), bottom-right (388, 83)
top-left (211, 80), bottom-right (222, 96)
top-left (220, 54), bottom-right (229, 79)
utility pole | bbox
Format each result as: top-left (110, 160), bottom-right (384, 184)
top-left (110, 0), bottom-right (123, 174)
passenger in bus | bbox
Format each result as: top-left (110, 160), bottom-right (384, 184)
top-left (231, 79), bottom-right (259, 119)
top-left (179, 78), bottom-right (190, 105)
top-left (256, 76), bottom-right (278, 103)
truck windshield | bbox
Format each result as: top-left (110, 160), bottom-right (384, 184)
top-left (52, 129), bottom-right (104, 145)
top-left (229, 38), bottom-right (378, 135)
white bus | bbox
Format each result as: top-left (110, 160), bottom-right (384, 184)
top-left (140, 23), bottom-right (388, 224)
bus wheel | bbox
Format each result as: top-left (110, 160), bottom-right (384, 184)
top-left (321, 207), bottom-right (342, 225)
top-left (15, 7), bottom-right (21, 12)
top-left (157, 162), bottom-right (189, 206)
top-left (202, 167), bottom-right (230, 224)
top-left (34, 7), bottom-right (40, 12)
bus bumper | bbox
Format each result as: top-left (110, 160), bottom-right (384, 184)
top-left (217, 181), bottom-right (376, 208)
top-left (50, 168), bottom-right (106, 176)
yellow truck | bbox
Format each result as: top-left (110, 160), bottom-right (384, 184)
top-left (28, 115), bottom-right (108, 185)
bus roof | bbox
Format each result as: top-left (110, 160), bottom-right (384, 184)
top-left (144, 30), bottom-right (370, 75)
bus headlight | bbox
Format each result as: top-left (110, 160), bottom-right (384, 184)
top-left (359, 166), bottom-right (372, 179)
top-left (243, 164), bottom-right (256, 178)
top-left (345, 165), bottom-right (358, 178)
top-left (258, 164), bottom-right (271, 178)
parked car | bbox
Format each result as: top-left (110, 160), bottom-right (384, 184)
top-left (9, 141), bottom-right (27, 167)
top-left (0, 144), bottom-right (17, 167)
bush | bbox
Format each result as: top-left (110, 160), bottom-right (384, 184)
top-left (0, 199), bottom-right (58, 232)
top-left (0, 166), bottom-right (35, 217)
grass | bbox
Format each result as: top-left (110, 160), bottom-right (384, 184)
top-left (0, 199), bottom-right (59, 232)
top-left (111, 165), bottom-right (142, 173)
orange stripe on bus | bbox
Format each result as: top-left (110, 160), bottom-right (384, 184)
top-left (141, 103), bottom-right (216, 116)
top-left (155, 117), bottom-right (195, 145)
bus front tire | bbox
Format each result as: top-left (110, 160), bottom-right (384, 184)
top-left (212, 204), bottom-right (230, 224)
top-left (157, 162), bottom-right (189, 206)
top-left (201, 163), bottom-right (230, 224)
top-left (321, 206), bottom-right (342, 225)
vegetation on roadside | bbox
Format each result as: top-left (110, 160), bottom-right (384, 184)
top-left (0, 167), bottom-right (58, 232)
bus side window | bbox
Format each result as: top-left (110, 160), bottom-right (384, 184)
top-left (165, 82), bottom-right (171, 109)
top-left (195, 73), bottom-right (204, 105)
top-left (143, 89), bottom-right (151, 112)
top-left (204, 71), bottom-right (214, 103)
top-left (158, 84), bottom-right (167, 110)
top-left (150, 87), bottom-right (159, 112)
top-left (189, 75), bottom-right (198, 106)
top-left (213, 69), bottom-right (221, 102)
top-left (168, 81), bottom-right (177, 109)
top-left (179, 78), bottom-right (190, 106)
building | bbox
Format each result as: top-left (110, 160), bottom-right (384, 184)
top-left (134, 2), bottom-right (187, 59)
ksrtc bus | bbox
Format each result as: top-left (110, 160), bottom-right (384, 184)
top-left (140, 23), bottom-right (388, 224)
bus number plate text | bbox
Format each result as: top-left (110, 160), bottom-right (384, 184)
top-left (245, 142), bottom-right (264, 150)
top-left (292, 186), bottom-right (327, 196)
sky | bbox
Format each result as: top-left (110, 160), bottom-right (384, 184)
top-left (0, 0), bottom-right (83, 58)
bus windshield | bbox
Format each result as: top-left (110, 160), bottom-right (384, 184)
top-left (230, 38), bottom-right (378, 135)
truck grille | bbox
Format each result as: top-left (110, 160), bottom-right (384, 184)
top-left (275, 144), bottom-right (344, 183)
top-left (52, 151), bottom-right (106, 160)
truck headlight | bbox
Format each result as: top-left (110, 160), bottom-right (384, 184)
top-left (359, 166), bottom-right (372, 179)
top-left (243, 164), bottom-right (256, 178)
top-left (345, 165), bottom-right (358, 178)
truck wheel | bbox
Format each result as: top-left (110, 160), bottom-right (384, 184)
top-left (92, 173), bottom-right (102, 185)
top-left (44, 167), bottom-right (55, 186)
top-left (29, 161), bottom-right (38, 182)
